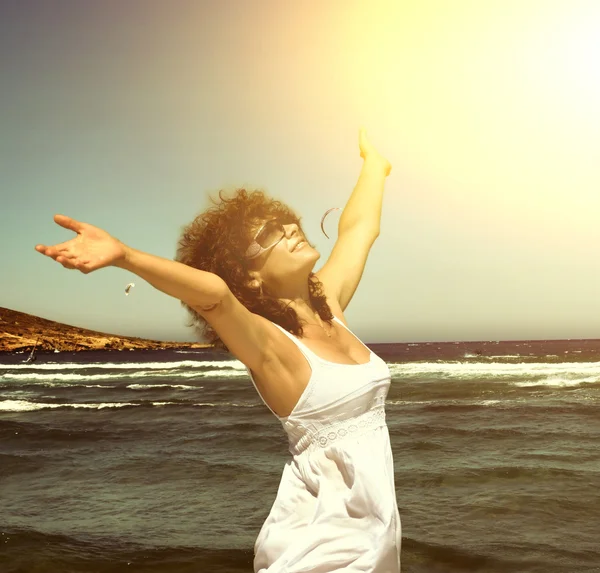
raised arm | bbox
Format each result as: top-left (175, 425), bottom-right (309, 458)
top-left (316, 129), bottom-right (392, 312)
top-left (35, 215), bottom-right (226, 309)
top-left (35, 215), bottom-right (271, 370)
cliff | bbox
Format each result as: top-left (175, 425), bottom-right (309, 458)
top-left (0, 307), bottom-right (211, 353)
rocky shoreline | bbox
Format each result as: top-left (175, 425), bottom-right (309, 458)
top-left (0, 307), bottom-right (211, 354)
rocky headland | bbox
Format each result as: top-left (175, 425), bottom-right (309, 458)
top-left (0, 307), bottom-right (211, 353)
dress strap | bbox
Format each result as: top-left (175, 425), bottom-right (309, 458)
top-left (331, 316), bottom-right (372, 355)
top-left (269, 322), bottom-right (319, 367)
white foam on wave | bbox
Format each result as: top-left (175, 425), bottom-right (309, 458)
top-left (201, 369), bottom-right (248, 378)
top-left (0, 400), bottom-right (140, 412)
top-left (0, 359), bottom-right (245, 372)
top-left (386, 398), bottom-right (504, 406)
top-left (513, 375), bottom-right (600, 387)
top-left (0, 398), bottom-right (258, 412)
top-left (0, 367), bottom-right (244, 384)
top-left (464, 354), bottom-right (525, 359)
top-left (14, 382), bottom-right (119, 389)
top-left (126, 383), bottom-right (198, 390)
top-left (192, 402), bottom-right (257, 408)
top-left (388, 361), bottom-right (600, 387)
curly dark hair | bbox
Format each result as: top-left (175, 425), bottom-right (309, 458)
top-left (176, 188), bottom-right (333, 350)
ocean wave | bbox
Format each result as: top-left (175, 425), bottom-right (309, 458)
top-left (464, 353), bottom-right (523, 359)
top-left (513, 375), bottom-right (600, 387)
top-left (0, 528), bottom-right (254, 573)
top-left (407, 465), bottom-right (595, 485)
top-left (0, 453), bottom-right (43, 476)
top-left (202, 369), bottom-right (248, 378)
top-left (388, 361), bottom-right (600, 386)
top-left (0, 421), bottom-right (112, 443)
top-left (0, 368), bottom-right (247, 384)
top-left (0, 400), bottom-right (141, 412)
top-left (0, 359), bottom-right (245, 371)
top-left (0, 399), bottom-right (261, 412)
top-left (1, 382), bottom-right (119, 389)
top-left (192, 402), bottom-right (259, 408)
top-left (386, 399), bottom-right (508, 408)
top-left (402, 536), bottom-right (530, 572)
top-left (126, 383), bottom-right (198, 390)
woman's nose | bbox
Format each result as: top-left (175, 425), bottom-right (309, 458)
top-left (284, 223), bottom-right (299, 237)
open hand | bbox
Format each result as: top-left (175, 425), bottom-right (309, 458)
top-left (359, 128), bottom-right (392, 176)
top-left (35, 215), bottom-right (127, 274)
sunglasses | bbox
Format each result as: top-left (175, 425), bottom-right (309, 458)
top-left (244, 218), bottom-right (297, 259)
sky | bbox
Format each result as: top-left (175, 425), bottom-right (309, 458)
top-left (1, 0), bottom-right (600, 343)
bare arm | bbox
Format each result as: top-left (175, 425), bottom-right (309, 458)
top-left (117, 248), bottom-right (280, 374)
top-left (115, 247), bottom-right (227, 310)
top-left (35, 215), bottom-right (226, 309)
top-left (35, 215), bottom-right (274, 372)
top-left (316, 129), bottom-right (391, 310)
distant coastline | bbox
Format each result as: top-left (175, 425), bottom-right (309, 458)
top-left (0, 307), bottom-right (211, 353)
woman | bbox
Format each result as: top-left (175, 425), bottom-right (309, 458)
top-left (35, 128), bottom-right (400, 572)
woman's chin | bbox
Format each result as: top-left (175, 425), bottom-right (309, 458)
top-left (302, 247), bottom-right (320, 264)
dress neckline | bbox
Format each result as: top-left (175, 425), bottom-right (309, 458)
top-left (292, 316), bottom-right (373, 367)
top-left (265, 318), bottom-right (378, 421)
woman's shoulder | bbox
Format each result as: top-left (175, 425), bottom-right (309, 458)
top-left (248, 318), bottom-right (314, 417)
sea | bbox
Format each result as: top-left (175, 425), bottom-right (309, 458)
top-left (0, 339), bottom-right (599, 573)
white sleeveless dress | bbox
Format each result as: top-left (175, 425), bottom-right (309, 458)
top-left (246, 317), bottom-right (401, 573)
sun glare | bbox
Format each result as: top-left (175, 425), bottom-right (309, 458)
top-left (524, 3), bottom-right (600, 122)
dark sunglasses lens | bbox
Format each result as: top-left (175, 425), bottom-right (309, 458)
top-left (256, 220), bottom-right (284, 248)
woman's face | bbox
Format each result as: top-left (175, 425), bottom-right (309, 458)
top-left (245, 215), bottom-right (320, 291)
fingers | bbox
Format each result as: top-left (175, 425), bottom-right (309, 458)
top-left (35, 243), bottom-right (70, 258)
top-left (35, 244), bottom-right (65, 258)
top-left (35, 244), bottom-right (82, 271)
top-left (359, 127), bottom-right (368, 144)
top-left (56, 255), bottom-right (78, 270)
top-left (35, 244), bottom-right (67, 262)
top-left (54, 214), bottom-right (83, 234)
top-left (36, 218), bottom-right (92, 273)
top-left (359, 127), bottom-right (371, 159)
